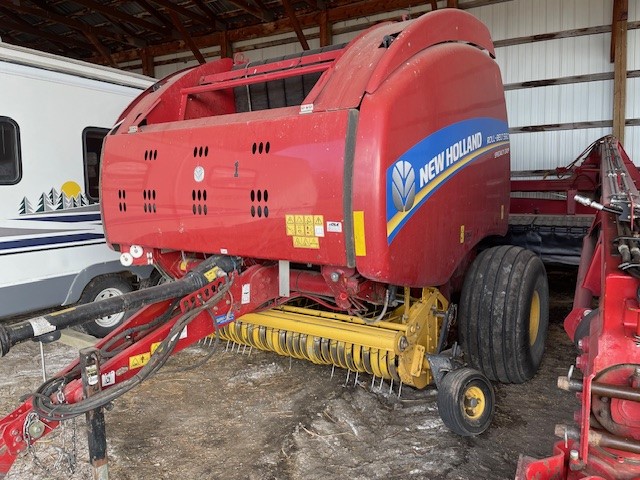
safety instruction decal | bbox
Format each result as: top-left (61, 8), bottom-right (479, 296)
top-left (129, 352), bottom-right (151, 370)
top-left (285, 214), bottom-right (324, 249)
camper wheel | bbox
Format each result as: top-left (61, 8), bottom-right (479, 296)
top-left (81, 275), bottom-right (134, 337)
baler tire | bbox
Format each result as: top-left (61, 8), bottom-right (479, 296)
top-left (80, 276), bottom-right (134, 338)
top-left (437, 367), bottom-right (495, 436)
top-left (458, 245), bottom-right (549, 384)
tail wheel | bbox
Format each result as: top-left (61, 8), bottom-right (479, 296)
top-left (459, 245), bottom-right (549, 384)
top-left (80, 276), bottom-right (133, 338)
top-left (437, 367), bottom-right (495, 436)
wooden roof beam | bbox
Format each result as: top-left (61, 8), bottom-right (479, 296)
top-left (11, 1), bottom-right (145, 48)
top-left (98, 0), bottom-right (513, 65)
top-left (281, 0), bottom-right (309, 50)
top-left (135, 0), bottom-right (176, 31)
top-left (190, 0), bottom-right (228, 30)
top-left (83, 31), bottom-right (118, 67)
top-left (447, 0), bottom-right (459, 7)
top-left (226, 0), bottom-right (274, 23)
top-left (0, 7), bottom-right (91, 51)
top-left (151, 0), bottom-right (218, 29)
top-left (69, 0), bottom-right (169, 36)
top-left (168, 10), bottom-right (206, 64)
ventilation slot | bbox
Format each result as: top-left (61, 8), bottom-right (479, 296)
top-left (251, 142), bottom-right (271, 155)
top-left (250, 189), bottom-right (269, 218)
top-left (192, 189), bottom-right (208, 215)
top-left (193, 146), bottom-right (209, 158)
top-left (143, 189), bottom-right (157, 214)
top-left (144, 149), bottom-right (158, 161)
top-left (118, 189), bottom-right (127, 212)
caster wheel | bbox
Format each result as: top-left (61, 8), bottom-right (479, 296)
top-left (437, 367), bottom-right (495, 436)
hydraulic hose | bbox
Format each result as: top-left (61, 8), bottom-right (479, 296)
top-left (0, 255), bottom-right (239, 357)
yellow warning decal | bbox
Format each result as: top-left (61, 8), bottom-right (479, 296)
top-left (460, 225), bottom-right (465, 244)
top-left (353, 211), bottom-right (366, 256)
top-left (285, 213), bottom-right (324, 248)
top-left (129, 352), bottom-right (151, 370)
top-left (293, 236), bottom-right (320, 249)
top-left (150, 342), bottom-right (161, 355)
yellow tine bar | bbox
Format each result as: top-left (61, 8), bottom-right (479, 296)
top-left (239, 310), bottom-right (399, 352)
top-left (279, 306), bottom-right (407, 331)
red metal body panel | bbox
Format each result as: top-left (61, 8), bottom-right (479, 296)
top-left (353, 41), bottom-right (509, 286)
top-left (103, 107), bottom-right (353, 266)
top-left (102, 9), bottom-right (509, 289)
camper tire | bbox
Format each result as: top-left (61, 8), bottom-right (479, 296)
top-left (81, 275), bottom-right (134, 338)
top-left (458, 246), bottom-right (549, 384)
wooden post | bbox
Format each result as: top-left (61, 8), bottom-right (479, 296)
top-left (319, 10), bottom-right (331, 47)
top-left (141, 48), bottom-right (155, 77)
top-left (612, 0), bottom-right (628, 143)
top-left (220, 31), bottom-right (232, 59)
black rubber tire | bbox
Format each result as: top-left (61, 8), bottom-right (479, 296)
top-left (458, 245), bottom-right (549, 384)
top-left (80, 275), bottom-right (134, 338)
top-left (437, 367), bottom-right (495, 436)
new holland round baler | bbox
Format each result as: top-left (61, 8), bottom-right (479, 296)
top-left (0, 9), bottom-right (566, 477)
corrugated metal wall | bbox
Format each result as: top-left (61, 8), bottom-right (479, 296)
top-left (149, 0), bottom-right (639, 170)
top-left (473, 0), bottom-right (639, 170)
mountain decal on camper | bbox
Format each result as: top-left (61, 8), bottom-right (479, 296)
top-left (18, 182), bottom-right (90, 215)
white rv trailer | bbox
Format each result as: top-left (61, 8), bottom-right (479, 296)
top-left (0, 42), bottom-right (155, 336)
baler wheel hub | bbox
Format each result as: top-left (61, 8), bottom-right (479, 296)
top-left (529, 290), bottom-right (541, 347)
top-left (464, 386), bottom-right (486, 420)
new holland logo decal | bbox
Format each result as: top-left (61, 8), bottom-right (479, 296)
top-left (386, 117), bottom-right (510, 243)
top-left (391, 160), bottom-right (416, 213)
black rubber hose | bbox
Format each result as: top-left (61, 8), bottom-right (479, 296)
top-left (0, 255), bottom-right (239, 357)
top-left (32, 278), bottom-right (232, 420)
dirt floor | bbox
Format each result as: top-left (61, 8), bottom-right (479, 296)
top-left (0, 267), bottom-right (578, 480)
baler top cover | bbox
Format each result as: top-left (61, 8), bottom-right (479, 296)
top-left (102, 9), bottom-right (511, 287)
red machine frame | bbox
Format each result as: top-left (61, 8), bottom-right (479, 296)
top-left (513, 137), bottom-right (640, 480)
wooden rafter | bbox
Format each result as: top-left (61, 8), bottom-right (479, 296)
top-left (429, 0), bottom-right (437, 10)
top-left (447, 0), bottom-right (459, 7)
top-left (0, 6), bottom-right (91, 51)
top-left (135, 0), bottom-right (176, 31)
top-left (13, 1), bottom-right (143, 47)
top-left (84, 31), bottom-right (118, 67)
top-left (151, 0), bottom-right (214, 28)
top-left (281, 0), bottom-right (309, 50)
top-left (168, 10), bottom-right (206, 64)
top-left (92, 0), bottom-right (515, 65)
top-left (69, 0), bottom-right (169, 36)
top-left (226, 0), bottom-right (274, 23)
top-left (190, 0), bottom-right (227, 30)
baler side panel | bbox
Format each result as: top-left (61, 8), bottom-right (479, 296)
top-left (116, 58), bottom-right (236, 132)
top-left (353, 42), bottom-right (510, 287)
top-left (102, 108), bottom-right (354, 266)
